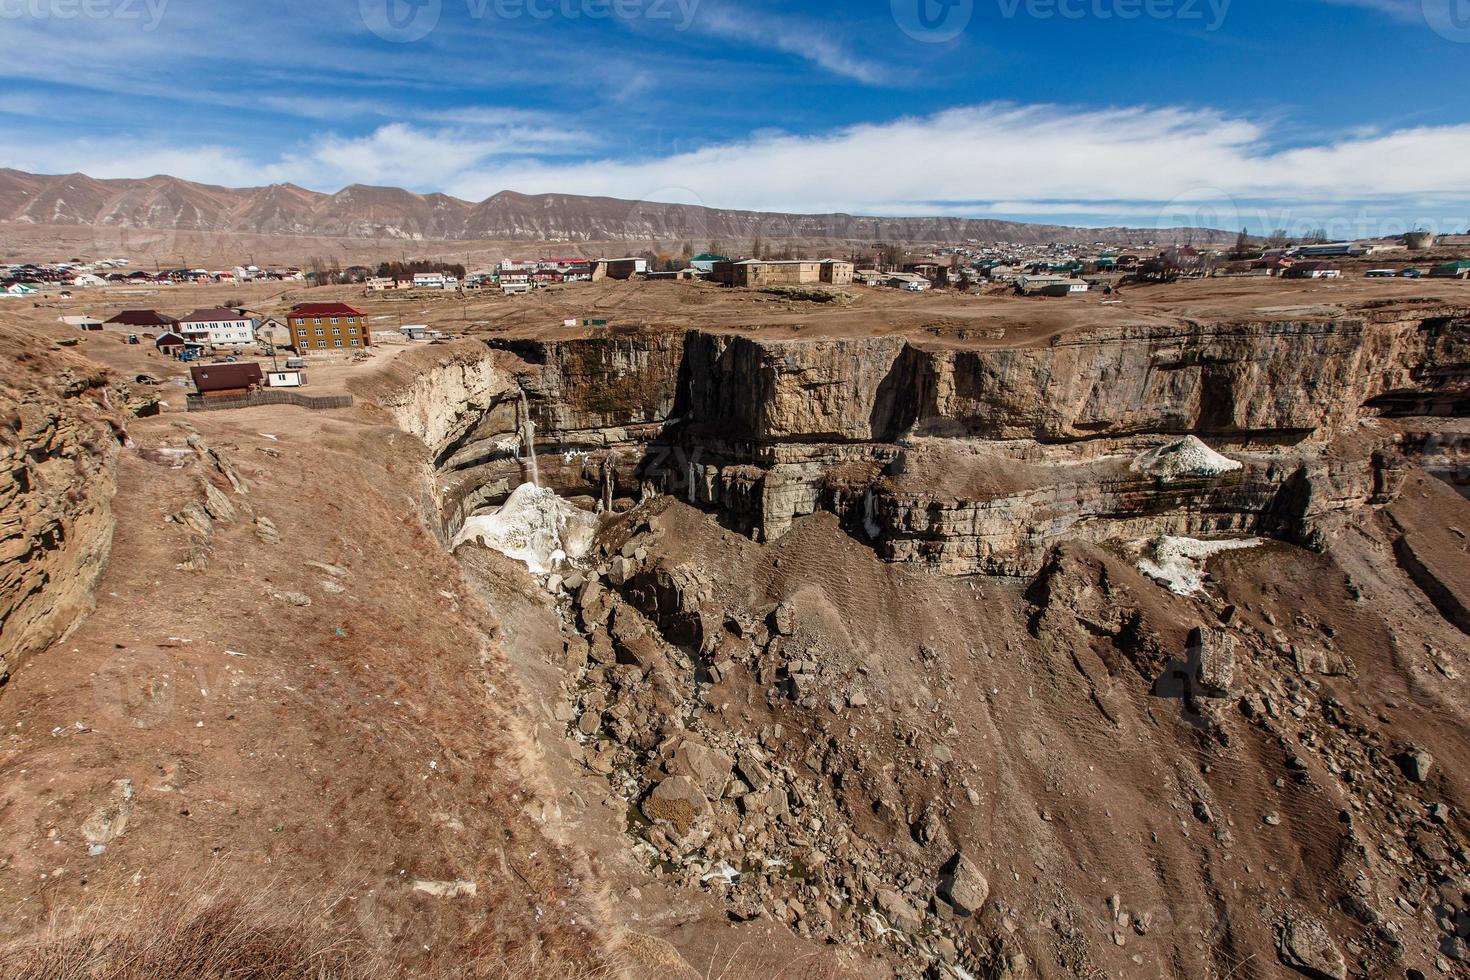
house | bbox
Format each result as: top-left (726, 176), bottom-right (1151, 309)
top-left (903, 262), bottom-right (946, 285)
top-left (1365, 269), bottom-right (1398, 279)
top-left (689, 253), bottom-right (730, 273)
top-left (413, 272), bottom-right (457, 289)
top-left (177, 308), bottom-right (257, 347)
top-left (155, 332), bottom-right (200, 356)
top-left (71, 274), bottom-right (108, 288)
top-left (712, 260), bottom-right (818, 287)
top-left (1017, 275), bottom-right (1089, 297)
top-left (1430, 261), bottom-right (1470, 280)
top-left (266, 370), bottom-right (307, 388)
top-left (284, 303), bottom-right (372, 353)
top-left (255, 318), bottom-right (291, 348)
top-left (1252, 256), bottom-right (1295, 275)
top-left (191, 362), bottom-right (263, 397)
top-left (885, 272), bottom-right (932, 291)
top-left (820, 260), bottom-right (855, 285)
top-left (59, 315), bottom-right (104, 331)
top-left (400, 324), bottom-right (429, 341)
top-left (592, 258), bottom-right (648, 281)
top-left (1290, 243), bottom-right (1360, 258)
top-left (1282, 262), bottom-right (1342, 280)
top-left (104, 309), bottom-right (178, 331)
top-left (4, 283), bottom-right (38, 296)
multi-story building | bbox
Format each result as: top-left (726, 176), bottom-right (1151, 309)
top-left (284, 303), bottom-right (372, 353)
top-left (176, 308), bottom-right (257, 347)
top-left (712, 259), bottom-right (855, 287)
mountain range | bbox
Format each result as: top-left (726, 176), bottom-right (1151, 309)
top-left (0, 169), bottom-right (1230, 247)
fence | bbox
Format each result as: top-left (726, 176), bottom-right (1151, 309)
top-left (185, 391), bottom-right (354, 413)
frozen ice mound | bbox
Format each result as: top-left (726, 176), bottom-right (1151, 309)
top-left (1132, 436), bottom-right (1243, 481)
top-left (1136, 535), bottom-right (1263, 595)
top-left (454, 483), bottom-right (596, 575)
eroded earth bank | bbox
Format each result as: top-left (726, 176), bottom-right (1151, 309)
top-left (4, 300), bottom-right (1470, 979)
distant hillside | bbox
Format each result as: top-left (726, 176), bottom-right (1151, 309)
top-left (0, 168), bottom-right (1233, 246)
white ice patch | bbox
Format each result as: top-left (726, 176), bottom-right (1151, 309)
top-left (1136, 535), bottom-right (1263, 595)
top-left (700, 862), bottom-right (741, 886)
top-left (1132, 436), bottom-right (1242, 481)
top-left (454, 483), bottom-right (596, 575)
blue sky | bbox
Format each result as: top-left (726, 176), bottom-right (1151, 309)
top-left (2, 0), bottom-right (1469, 233)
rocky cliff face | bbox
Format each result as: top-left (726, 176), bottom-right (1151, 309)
top-left (0, 334), bottom-right (153, 682)
top-left (403, 311), bottom-right (1469, 577)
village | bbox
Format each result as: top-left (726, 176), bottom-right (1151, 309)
top-left (6, 226), bottom-right (1470, 412)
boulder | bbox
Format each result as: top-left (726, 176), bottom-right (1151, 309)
top-left (771, 602), bottom-right (797, 637)
top-left (667, 739), bottom-right (733, 800)
top-left (1276, 912), bottom-right (1347, 980)
top-left (1399, 746), bottom-right (1434, 784)
top-left (938, 852), bottom-right (990, 916)
top-left (1190, 626), bottom-right (1237, 695)
top-left (642, 776), bottom-right (711, 835)
top-left (875, 889), bottom-right (922, 934)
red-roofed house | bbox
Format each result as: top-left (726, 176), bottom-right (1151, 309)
top-left (285, 303), bottom-right (371, 353)
top-left (104, 309), bottom-right (178, 331)
top-left (191, 362), bottom-right (264, 397)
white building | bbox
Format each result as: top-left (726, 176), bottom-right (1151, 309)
top-left (176, 307), bottom-right (257, 347)
top-left (885, 272), bottom-right (932, 291)
top-left (71, 274), bottom-right (108, 288)
top-left (412, 272), bottom-right (458, 289)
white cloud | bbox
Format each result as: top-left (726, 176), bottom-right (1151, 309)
top-left (5, 103), bottom-right (1470, 230)
top-left (448, 104), bottom-right (1470, 217)
top-left (691, 5), bottom-right (890, 84)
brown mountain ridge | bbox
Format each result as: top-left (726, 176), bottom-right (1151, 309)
top-left (0, 168), bottom-right (1231, 246)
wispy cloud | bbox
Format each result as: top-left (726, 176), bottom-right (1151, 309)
top-left (691, 5), bottom-right (890, 84)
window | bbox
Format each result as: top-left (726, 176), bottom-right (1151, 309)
top-left (350, 339), bottom-right (360, 347)
top-left (314, 317), bottom-right (321, 325)
top-left (331, 327), bottom-right (341, 335)
top-left (297, 328), bottom-right (308, 337)
top-left (317, 341), bottom-right (327, 348)
top-left (315, 328), bottom-right (325, 337)
top-left (333, 340), bottom-right (343, 348)
top-left (330, 317), bottom-right (339, 324)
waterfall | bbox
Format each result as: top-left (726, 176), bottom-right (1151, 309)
top-left (863, 488), bottom-right (881, 539)
top-left (517, 386), bottom-right (540, 488)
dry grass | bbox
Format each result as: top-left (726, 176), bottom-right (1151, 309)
top-left (0, 876), bottom-right (624, 980)
top-left (0, 889), bottom-right (371, 980)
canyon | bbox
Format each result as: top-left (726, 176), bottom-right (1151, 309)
top-left (1, 282), bottom-right (1469, 978)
